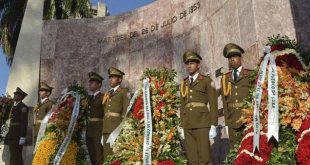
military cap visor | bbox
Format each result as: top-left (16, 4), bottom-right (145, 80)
top-left (14, 87), bottom-right (28, 97)
top-left (88, 72), bottom-right (104, 82)
top-left (40, 82), bottom-right (53, 92)
top-left (223, 43), bottom-right (245, 58)
top-left (108, 67), bottom-right (125, 77)
top-left (183, 51), bottom-right (202, 63)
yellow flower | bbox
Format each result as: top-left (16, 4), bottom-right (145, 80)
top-left (282, 116), bottom-right (292, 125)
top-left (60, 141), bottom-right (79, 165)
top-left (292, 118), bottom-right (303, 131)
top-left (152, 160), bottom-right (159, 165)
top-left (32, 139), bottom-right (58, 165)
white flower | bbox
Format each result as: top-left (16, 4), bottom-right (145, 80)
top-left (162, 144), bottom-right (171, 152)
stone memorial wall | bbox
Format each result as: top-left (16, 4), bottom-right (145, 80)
top-left (41, 0), bottom-right (310, 97)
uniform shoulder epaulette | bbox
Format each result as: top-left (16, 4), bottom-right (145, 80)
top-left (223, 71), bottom-right (231, 76)
top-left (198, 74), bottom-right (206, 80)
top-left (244, 68), bottom-right (253, 71)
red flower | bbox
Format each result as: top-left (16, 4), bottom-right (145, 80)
top-left (132, 96), bottom-right (144, 120)
top-left (234, 152), bottom-right (265, 165)
top-left (296, 115), bottom-right (310, 140)
top-left (296, 113), bottom-right (310, 164)
top-left (271, 44), bottom-right (285, 52)
top-left (158, 160), bottom-right (175, 165)
top-left (155, 79), bottom-right (166, 96)
top-left (275, 54), bottom-right (305, 71)
top-left (235, 128), bottom-right (272, 165)
top-left (296, 134), bottom-right (310, 165)
top-left (156, 102), bottom-right (165, 112)
top-left (110, 160), bottom-right (122, 165)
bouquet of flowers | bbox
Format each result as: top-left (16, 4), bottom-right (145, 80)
top-left (228, 35), bottom-right (310, 164)
top-left (32, 82), bottom-right (90, 165)
top-left (105, 68), bottom-right (187, 165)
top-left (0, 94), bottom-right (14, 142)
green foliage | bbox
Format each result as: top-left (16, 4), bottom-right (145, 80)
top-left (67, 80), bottom-right (88, 98)
top-left (225, 143), bottom-right (240, 164)
top-left (140, 68), bottom-right (178, 82)
top-left (266, 35), bottom-right (299, 51)
top-left (0, 0), bottom-right (92, 65)
top-left (267, 127), bottom-right (297, 165)
top-left (266, 34), bottom-right (310, 66)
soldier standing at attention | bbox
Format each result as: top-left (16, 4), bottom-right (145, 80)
top-left (33, 82), bottom-right (54, 143)
top-left (4, 87), bottom-right (29, 165)
top-left (180, 51), bottom-right (218, 165)
top-left (221, 43), bottom-right (253, 148)
top-left (86, 72), bottom-right (104, 165)
top-left (102, 67), bottom-right (130, 161)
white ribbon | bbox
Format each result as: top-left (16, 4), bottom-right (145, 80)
top-left (34, 105), bottom-right (54, 153)
top-left (253, 46), bottom-right (279, 152)
top-left (142, 79), bottom-right (152, 165)
top-left (107, 90), bottom-right (139, 147)
top-left (53, 92), bottom-right (81, 165)
top-left (267, 48), bottom-right (279, 141)
top-left (34, 91), bottom-right (78, 153)
top-left (0, 119), bottom-right (10, 143)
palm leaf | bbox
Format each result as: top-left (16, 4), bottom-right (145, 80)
top-left (0, 0), bottom-right (93, 65)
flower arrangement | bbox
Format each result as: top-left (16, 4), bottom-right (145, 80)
top-left (0, 94), bottom-right (13, 142)
top-left (227, 35), bottom-right (310, 164)
top-left (32, 82), bottom-right (89, 165)
top-left (105, 68), bottom-right (187, 165)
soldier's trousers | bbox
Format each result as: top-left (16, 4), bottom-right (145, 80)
top-left (228, 127), bottom-right (243, 148)
top-left (102, 133), bottom-right (113, 162)
top-left (184, 127), bottom-right (211, 165)
top-left (8, 139), bottom-right (23, 165)
top-left (86, 137), bottom-right (103, 165)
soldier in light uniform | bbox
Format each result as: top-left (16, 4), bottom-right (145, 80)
top-left (221, 43), bottom-right (253, 148)
top-left (86, 72), bottom-right (104, 165)
top-left (102, 67), bottom-right (130, 161)
top-left (33, 82), bottom-right (54, 143)
top-left (180, 51), bottom-right (218, 165)
top-left (4, 87), bottom-right (29, 165)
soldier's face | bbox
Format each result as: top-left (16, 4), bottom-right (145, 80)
top-left (88, 81), bottom-right (102, 92)
top-left (186, 61), bottom-right (200, 75)
top-left (13, 94), bottom-right (23, 101)
top-left (109, 76), bottom-right (122, 88)
top-left (39, 90), bottom-right (50, 99)
top-left (228, 54), bottom-right (242, 69)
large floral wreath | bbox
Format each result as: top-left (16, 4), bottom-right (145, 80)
top-left (228, 35), bottom-right (310, 165)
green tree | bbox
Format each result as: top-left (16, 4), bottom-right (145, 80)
top-left (0, 0), bottom-right (93, 65)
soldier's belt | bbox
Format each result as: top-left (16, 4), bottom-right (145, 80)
top-left (228, 102), bottom-right (244, 109)
top-left (89, 118), bottom-right (103, 122)
top-left (185, 102), bottom-right (207, 108)
top-left (105, 112), bottom-right (121, 117)
top-left (10, 122), bottom-right (21, 126)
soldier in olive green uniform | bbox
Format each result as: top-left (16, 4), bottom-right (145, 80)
top-left (102, 67), bottom-right (130, 161)
top-left (4, 87), bottom-right (29, 165)
top-left (221, 43), bottom-right (253, 148)
top-left (33, 82), bottom-right (54, 143)
top-left (86, 72), bottom-right (104, 165)
top-left (180, 51), bottom-right (218, 165)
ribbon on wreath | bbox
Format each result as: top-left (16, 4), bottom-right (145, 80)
top-left (253, 46), bottom-right (279, 152)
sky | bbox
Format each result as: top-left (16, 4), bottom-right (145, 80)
top-left (93, 0), bottom-right (154, 15)
top-left (0, 0), bottom-right (154, 94)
